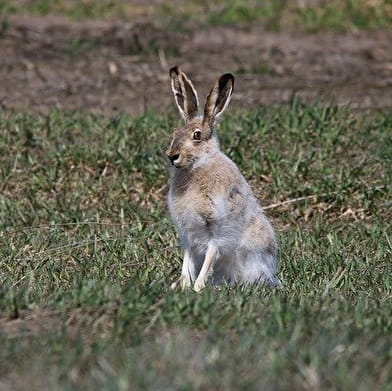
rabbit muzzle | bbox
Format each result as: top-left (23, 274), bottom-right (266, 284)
top-left (166, 150), bottom-right (182, 167)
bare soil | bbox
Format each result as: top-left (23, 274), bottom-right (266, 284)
top-left (1, 15), bottom-right (392, 114)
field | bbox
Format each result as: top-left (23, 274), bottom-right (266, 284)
top-left (1, 1), bottom-right (392, 390)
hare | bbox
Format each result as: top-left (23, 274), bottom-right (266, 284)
top-left (166, 66), bottom-right (280, 292)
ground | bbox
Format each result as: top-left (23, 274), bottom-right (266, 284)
top-left (0, 2), bottom-right (391, 390)
top-left (1, 15), bottom-right (392, 114)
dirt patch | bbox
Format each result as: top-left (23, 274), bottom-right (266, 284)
top-left (1, 15), bottom-right (391, 114)
top-left (0, 304), bottom-right (117, 338)
top-left (0, 308), bottom-right (61, 338)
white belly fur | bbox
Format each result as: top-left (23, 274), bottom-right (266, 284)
top-left (169, 190), bottom-right (279, 287)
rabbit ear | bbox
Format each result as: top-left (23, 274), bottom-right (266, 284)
top-left (203, 73), bottom-right (234, 127)
top-left (170, 66), bottom-right (199, 122)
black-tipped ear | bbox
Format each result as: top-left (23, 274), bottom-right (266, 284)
top-left (170, 66), bottom-right (199, 122)
top-left (204, 73), bottom-right (234, 127)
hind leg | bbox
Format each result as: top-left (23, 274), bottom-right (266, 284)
top-left (238, 249), bottom-right (279, 287)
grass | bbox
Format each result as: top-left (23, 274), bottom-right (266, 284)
top-left (0, 102), bottom-right (391, 390)
top-left (1, 0), bottom-right (391, 31)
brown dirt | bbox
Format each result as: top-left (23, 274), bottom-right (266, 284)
top-left (0, 305), bottom-right (117, 338)
top-left (1, 15), bottom-right (392, 115)
top-left (0, 308), bottom-right (60, 337)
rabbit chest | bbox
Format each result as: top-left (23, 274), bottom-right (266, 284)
top-left (169, 182), bottom-right (219, 236)
top-left (169, 167), bottom-right (246, 251)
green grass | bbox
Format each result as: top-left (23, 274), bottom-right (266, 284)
top-left (0, 103), bottom-right (391, 390)
top-left (201, 0), bottom-right (392, 31)
top-left (1, 0), bottom-right (391, 31)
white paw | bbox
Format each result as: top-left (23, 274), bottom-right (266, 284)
top-left (180, 275), bottom-right (192, 289)
top-left (193, 279), bottom-right (205, 292)
top-left (171, 276), bottom-right (192, 290)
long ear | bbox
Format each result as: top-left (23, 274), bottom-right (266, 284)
top-left (170, 65), bottom-right (199, 122)
top-left (203, 73), bottom-right (234, 127)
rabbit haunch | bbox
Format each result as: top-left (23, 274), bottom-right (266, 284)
top-left (167, 66), bottom-right (280, 291)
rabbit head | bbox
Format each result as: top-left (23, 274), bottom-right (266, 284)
top-left (165, 66), bottom-right (234, 169)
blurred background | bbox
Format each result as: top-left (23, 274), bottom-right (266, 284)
top-left (0, 0), bottom-right (391, 114)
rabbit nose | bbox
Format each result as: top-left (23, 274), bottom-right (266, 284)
top-left (167, 153), bottom-right (180, 164)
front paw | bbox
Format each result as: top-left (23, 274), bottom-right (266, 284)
top-left (180, 275), bottom-right (192, 289)
top-left (193, 279), bottom-right (205, 292)
top-left (171, 275), bottom-right (192, 290)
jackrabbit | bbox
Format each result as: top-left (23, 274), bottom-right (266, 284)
top-left (166, 66), bottom-right (280, 292)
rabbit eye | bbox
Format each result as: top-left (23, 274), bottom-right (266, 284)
top-left (192, 130), bottom-right (201, 140)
